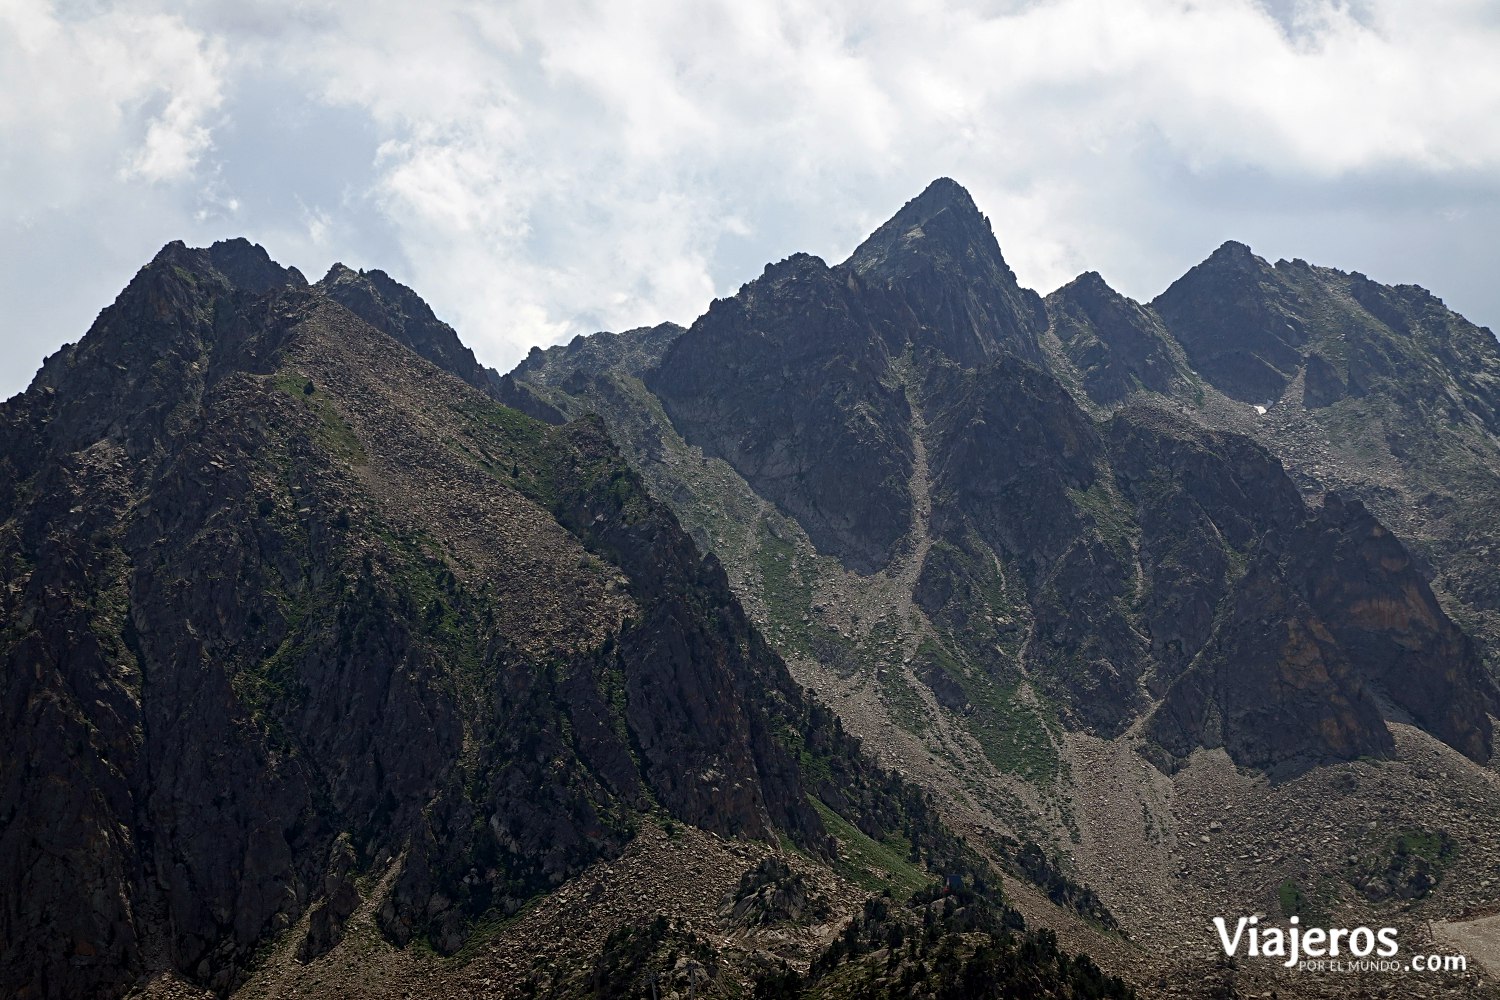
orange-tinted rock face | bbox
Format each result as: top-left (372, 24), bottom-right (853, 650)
top-left (1149, 491), bottom-right (1495, 777)
top-left (1290, 492), bottom-right (1494, 764)
top-left (1147, 560), bottom-right (1394, 779)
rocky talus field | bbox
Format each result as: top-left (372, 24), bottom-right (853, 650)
top-left (4, 178), bottom-right (1499, 999)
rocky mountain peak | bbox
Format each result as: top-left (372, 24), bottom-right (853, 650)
top-left (143, 238), bottom-right (305, 296)
top-left (1056, 269), bottom-right (1122, 304)
top-left (13, 238), bottom-right (319, 462)
top-left (738, 252), bottom-right (835, 303)
top-left (320, 261), bottom-right (358, 283)
top-left (837, 178), bottom-right (1046, 365)
top-left (648, 239), bottom-right (914, 573)
top-left (869, 175), bottom-right (982, 234)
top-left (206, 237), bottom-right (308, 292)
top-left (14, 177), bottom-right (1500, 1000)
top-left (844, 176), bottom-right (1009, 282)
top-left (1151, 238), bottom-right (1307, 402)
top-left (147, 237), bottom-right (192, 264)
top-left (1205, 238), bottom-right (1261, 267)
top-left (1046, 269), bottom-right (1187, 403)
top-left (9, 241), bottom-right (981, 996)
top-left (1160, 240), bottom-right (1278, 295)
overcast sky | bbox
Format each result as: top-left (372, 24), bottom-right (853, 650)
top-left (4, 0), bottom-right (1499, 399)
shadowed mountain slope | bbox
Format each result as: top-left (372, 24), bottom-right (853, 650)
top-left (13, 177), bottom-right (1500, 1000)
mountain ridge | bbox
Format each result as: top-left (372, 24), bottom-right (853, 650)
top-left (8, 178), bottom-right (1500, 1000)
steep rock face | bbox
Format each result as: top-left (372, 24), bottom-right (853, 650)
top-left (13, 240), bottom-right (300, 462)
top-left (1046, 270), bottom-right (1188, 404)
top-left (1155, 244), bottom-right (1500, 425)
top-left (1151, 240), bottom-right (1308, 403)
top-left (1154, 246), bottom-right (1500, 663)
top-left (512, 179), bottom-right (1499, 769)
top-left (844, 177), bottom-right (1046, 366)
top-left (2, 244), bottom-right (962, 998)
top-left (914, 354), bottom-right (1152, 733)
top-left (1330, 267), bottom-right (1500, 430)
top-left (1149, 492), bottom-right (1496, 776)
top-left (545, 418), bottom-right (823, 846)
top-left (648, 182), bottom-right (1055, 574)
top-left (1158, 244), bottom-right (1500, 426)
top-left (1126, 248), bottom-right (1500, 768)
top-left (2, 247), bottom-right (315, 997)
top-left (926, 355), bottom-right (1104, 570)
top-left (1284, 493), bottom-right (1494, 761)
top-left (648, 254), bottom-right (914, 573)
top-left (1147, 561), bottom-right (1395, 778)
top-left (1107, 406), bottom-right (1307, 691)
top-left (206, 237), bottom-right (309, 294)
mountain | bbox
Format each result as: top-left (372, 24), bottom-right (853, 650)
top-left (526, 180), bottom-right (1495, 765)
top-left (1149, 245), bottom-right (1500, 665)
top-left (9, 176), bottom-right (1500, 1000)
top-left (503, 179), bottom-right (1500, 998)
top-left (843, 176), bottom-right (1048, 366)
top-left (0, 239), bottom-right (1127, 999)
top-left (644, 180), bottom-right (1050, 576)
top-left (1050, 237), bottom-right (1500, 690)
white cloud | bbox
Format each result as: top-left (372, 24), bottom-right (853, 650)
top-left (4, 0), bottom-right (1500, 398)
top-left (0, 1), bottom-right (225, 191)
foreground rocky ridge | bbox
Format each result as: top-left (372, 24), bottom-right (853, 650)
top-left (1, 240), bottom-right (1103, 999)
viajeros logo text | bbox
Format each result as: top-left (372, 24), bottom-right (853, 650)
top-left (1213, 915), bottom-right (1467, 973)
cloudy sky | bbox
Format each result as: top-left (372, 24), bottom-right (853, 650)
top-left (4, 0), bottom-right (1499, 398)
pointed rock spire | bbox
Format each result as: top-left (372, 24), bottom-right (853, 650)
top-left (1046, 270), bottom-right (1186, 404)
top-left (842, 178), bottom-right (1046, 364)
top-left (844, 177), bottom-right (1008, 281)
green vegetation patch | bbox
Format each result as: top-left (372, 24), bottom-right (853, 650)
top-left (1348, 827), bottom-right (1457, 903)
top-left (272, 371), bottom-right (368, 464)
top-left (1066, 472), bottom-right (1139, 562)
top-left (911, 638), bottom-right (1061, 786)
top-left (449, 398), bottom-right (559, 501)
top-left (810, 797), bottom-right (929, 899)
top-left (756, 526), bottom-right (815, 645)
top-left (1277, 878), bottom-right (1308, 919)
top-left (1275, 878), bottom-right (1333, 926)
top-left (879, 665), bottom-right (931, 738)
top-left (751, 523), bottom-right (859, 671)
